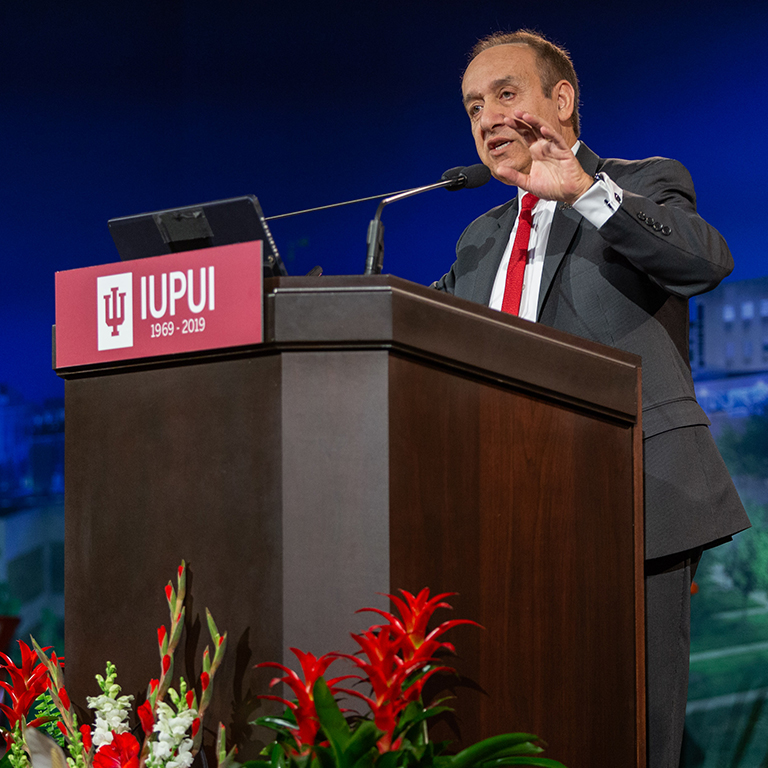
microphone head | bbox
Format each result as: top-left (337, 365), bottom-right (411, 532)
top-left (441, 163), bottom-right (492, 191)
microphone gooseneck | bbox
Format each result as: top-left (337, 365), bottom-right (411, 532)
top-left (364, 164), bottom-right (491, 276)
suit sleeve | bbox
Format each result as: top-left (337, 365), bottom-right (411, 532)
top-left (431, 265), bottom-right (456, 293)
top-left (596, 158), bottom-right (733, 297)
top-left (431, 219), bottom-right (477, 294)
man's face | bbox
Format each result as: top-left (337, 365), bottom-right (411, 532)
top-left (461, 44), bottom-right (563, 181)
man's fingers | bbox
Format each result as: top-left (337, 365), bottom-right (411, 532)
top-left (502, 116), bottom-right (537, 144)
top-left (494, 163), bottom-right (528, 189)
top-left (512, 111), bottom-right (570, 149)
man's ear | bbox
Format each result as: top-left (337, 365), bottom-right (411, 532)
top-left (553, 79), bottom-right (575, 125)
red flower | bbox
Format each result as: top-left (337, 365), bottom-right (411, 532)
top-left (200, 672), bottom-right (210, 691)
top-left (338, 626), bottom-right (448, 752)
top-left (80, 724), bottom-right (93, 752)
top-left (137, 700), bottom-right (155, 735)
top-left (157, 626), bottom-right (167, 649)
top-left (93, 732), bottom-right (140, 768)
top-left (58, 687), bottom-right (71, 710)
top-left (257, 649), bottom-right (351, 749)
top-left (344, 590), bottom-right (480, 752)
top-left (0, 641), bottom-right (54, 729)
top-left (257, 591), bottom-right (480, 755)
top-left (162, 655), bottom-right (171, 674)
top-left (191, 718), bottom-right (201, 737)
top-left (359, 589), bottom-right (480, 663)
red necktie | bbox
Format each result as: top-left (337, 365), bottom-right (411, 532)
top-left (501, 193), bottom-right (539, 315)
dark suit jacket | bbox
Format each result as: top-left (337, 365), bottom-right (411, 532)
top-left (434, 143), bottom-right (750, 559)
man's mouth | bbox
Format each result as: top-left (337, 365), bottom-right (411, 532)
top-left (487, 137), bottom-right (514, 154)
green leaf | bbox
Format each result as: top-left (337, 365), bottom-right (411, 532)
top-left (343, 721), bottom-right (381, 768)
top-left (312, 745), bottom-right (337, 768)
top-left (443, 734), bottom-right (548, 768)
top-left (393, 701), bottom-right (421, 730)
top-left (394, 703), bottom-right (452, 741)
top-left (170, 608), bottom-right (186, 645)
top-left (268, 741), bottom-right (289, 768)
top-left (373, 751), bottom-right (399, 768)
top-left (0, 751), bottom-right (12, 768)
top-left (313, 678), bottom-right (351, 753)
top-left (349, 751), bottom-right (376, 768)
top-left (252, 716), bottom-right (300, 731)
top-left (475, 745), bottom-right (546, 761)
top-left (206, 608), bottom-right (221, 643)
top-left (480, 760), bottom-right (568, 768)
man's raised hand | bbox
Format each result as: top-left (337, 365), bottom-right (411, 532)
top-left (495, 111), bottom-right (593, 203)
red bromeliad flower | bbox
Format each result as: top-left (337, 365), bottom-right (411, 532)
top-left (257, 649), bottom-right (352, 750)
top-left (92, 732), bottom-right (140, 768)
top-left (0, 641), bottom-right (57, 733)
top-left (256, 591), bottom-right (480, 756)
top-left (338, 626), bottom-right (448, 752)
top-left (342, 589), bottom-right (481, 752)
top-left (359, 588), bottom-right (480, 663)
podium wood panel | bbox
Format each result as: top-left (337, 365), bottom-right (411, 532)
top-left (61, 276), bottom-right (644, 768)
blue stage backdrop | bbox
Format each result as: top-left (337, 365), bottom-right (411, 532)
top-left (2, 3), bottom-right (768, 766)
top-left (2, 0), bottom-right (767, 402)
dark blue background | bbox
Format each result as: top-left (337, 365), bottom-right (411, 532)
top-left (3, 0), bottom-right (767, 402)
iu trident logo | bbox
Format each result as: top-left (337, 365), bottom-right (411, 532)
top-left (104, 286), bottom-right (126, 335)
top-left (97, 273), bottom-right (134, 350)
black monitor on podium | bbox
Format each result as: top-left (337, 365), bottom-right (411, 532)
top-left (108, 195), bottom-right (287, 278)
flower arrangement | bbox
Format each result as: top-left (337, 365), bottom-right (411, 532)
top-left (251, 588), bottom-right (566, 768)
top-left (0, 566), bottom-right (566, 768)
top-left (0, 562), bottom-right (234, 768)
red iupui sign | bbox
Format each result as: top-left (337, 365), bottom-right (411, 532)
top-left (54, 241), bottom-right (263, 369)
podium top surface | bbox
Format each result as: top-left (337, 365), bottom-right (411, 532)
top-left (60, 274), bottom-right (640, 423)
top-left (264, 275), bottom-right (640, 423)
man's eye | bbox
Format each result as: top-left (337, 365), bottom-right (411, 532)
top-left (469, 104), bottom-right (482, 117)
top-left (501, 90), bottom-right (514, 100)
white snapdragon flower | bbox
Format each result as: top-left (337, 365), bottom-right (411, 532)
top-left (147, 701), bottom-right (197, 768)
top-left (167, 739), bottom-right (194, 768)
top-left (86, 692), bottom-right (134, 747)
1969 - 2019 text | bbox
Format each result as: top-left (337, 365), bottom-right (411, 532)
top-left (150, 317), bottom-right (206, 338)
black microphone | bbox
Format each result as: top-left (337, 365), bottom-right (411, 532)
top-left (441, 163), bottom-right (492, 190)
top-left (364, 163), bottom-right (491, 275)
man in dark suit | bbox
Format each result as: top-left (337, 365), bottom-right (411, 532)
top-left (434, 30), bottom-right (750, 768)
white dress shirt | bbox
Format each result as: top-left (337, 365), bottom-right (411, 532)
top-left (488, 141), bottom-right (624, 321)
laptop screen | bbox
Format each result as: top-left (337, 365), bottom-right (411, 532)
top-left (108, 195), bottom-right (287, 277)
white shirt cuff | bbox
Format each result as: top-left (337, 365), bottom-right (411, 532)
top-left (571, 172), bottom-right (624, 229)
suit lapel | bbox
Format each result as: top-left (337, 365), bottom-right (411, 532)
top-left (470, 197), bottom-right (518, 306)
top-left (536, 143), bottom-right (601, 319)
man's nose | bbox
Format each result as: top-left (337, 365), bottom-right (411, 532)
top-left (478, 102), bottom-right (506, 132)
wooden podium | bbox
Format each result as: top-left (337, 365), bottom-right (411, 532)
top-left (59, 276), bottom-right (645, 768)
